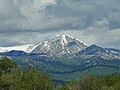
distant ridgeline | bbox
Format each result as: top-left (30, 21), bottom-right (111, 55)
top-left (0, 34), bottom-right (120, 84)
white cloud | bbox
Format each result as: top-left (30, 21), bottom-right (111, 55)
top-left (0, 0), bottom-right (57, 30)
top-left (0, 0), bottom-right (21, 21)
top-left (0, 0), bottom-right (120, 48)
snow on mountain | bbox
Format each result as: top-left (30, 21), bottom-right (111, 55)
top-left (76, 44), bottom-right (120, 59)
top-left (32, 34), bottom-right (88, 57)
top-left (0, 34), bottom-right (120, 60)
top-left (105, 48), bottom-right (120, 53)
top-left (61, 34), bottom-right (67, 46)
top-left (76, 44), bottom-right (107, 55)
top-left (0, 44), bottom-right (38, 53)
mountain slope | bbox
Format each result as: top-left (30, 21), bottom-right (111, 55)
top-left (76, 44), bottom-right (120, 59)
top-left (0, 44), bottom-right (38, 53)
top-left (32, 34), bottom-right (88, 57)
top-left (76, 44), bottom-right (107, 55)
top-left (0, 50), bottom-right (28, 56)
top-left (105, 48), bottom-right (120, 53)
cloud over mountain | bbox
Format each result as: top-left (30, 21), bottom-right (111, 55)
top-left (0, 0), bottom-right (120, 48)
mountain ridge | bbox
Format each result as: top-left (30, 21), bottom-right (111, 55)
top-left (0, 44), bottom-right (38, 53)
top-left (0, 34), bottom-right (119, 59)
top-left (32, 34), bottom-right (88, 57)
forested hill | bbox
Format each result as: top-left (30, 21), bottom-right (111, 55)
top-left (1, 57), bottom-right (120, 90)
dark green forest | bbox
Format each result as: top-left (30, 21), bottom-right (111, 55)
top-left (0, 57), bottom-right (120, 90)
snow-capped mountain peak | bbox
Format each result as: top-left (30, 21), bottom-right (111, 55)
top-left (32, 34), bottom-right (88, 57)
top-left (56, 34), bottom-right (88, 46)
top-left (0, 34), bottom-right (88, 57)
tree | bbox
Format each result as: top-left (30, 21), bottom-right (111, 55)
top-left (0, 57), bottom-right (52, 90)
top-left (0, 57), bottom-right (17, 73)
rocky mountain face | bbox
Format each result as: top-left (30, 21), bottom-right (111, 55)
top-left (32, 34), bottom-right (88, 57)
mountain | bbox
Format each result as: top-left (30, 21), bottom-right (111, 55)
top-left (0, 50), bottom-right (48, 57)
top-left (105, 48), bottom-right (120, 53)
top-left (0, 44), bottom-right (38, 53)
top-left (0, 35), bottom-right (119, 59)
top-left (0, 50), bottom-right (28, 56)
top-left (0, 34), bottom-right (120, 83)
top-left (32, 34), bottom-right (88, 57)
top-left (76, 44), bottom-right (107, 55)
top-left (76, 44), bottom-right (120, 59)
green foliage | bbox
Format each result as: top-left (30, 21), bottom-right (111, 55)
top-left (59, 75), bottom-right (120, 90)
top-left (0, 57), bottom-right (17, 73)
top-left (1, 57), bottom-right (120, 90)
top-left (0, 57), bottom-right (52, 90)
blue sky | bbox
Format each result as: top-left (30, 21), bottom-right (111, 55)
top-left (0, 0), bottom-right (120, 49)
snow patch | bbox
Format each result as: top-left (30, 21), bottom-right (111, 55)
top-left (62, 34), bottom-right (67, 43)
top-left (0, 44), bottom-right (38, 53)
top-left (44, 41), bottom-right (49, 47)
top-left (111, 51), bottom-right (118, 53)
top-left (75, 38), bottom-right (88, 46)
top-left (60, 34), bottom-right (68, 49)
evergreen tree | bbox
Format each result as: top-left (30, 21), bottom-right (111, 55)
top-left (0, 57), bottom-right (52, 90)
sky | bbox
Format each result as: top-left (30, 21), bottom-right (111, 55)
top-left (0, 0), bottom-right (120, 49)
